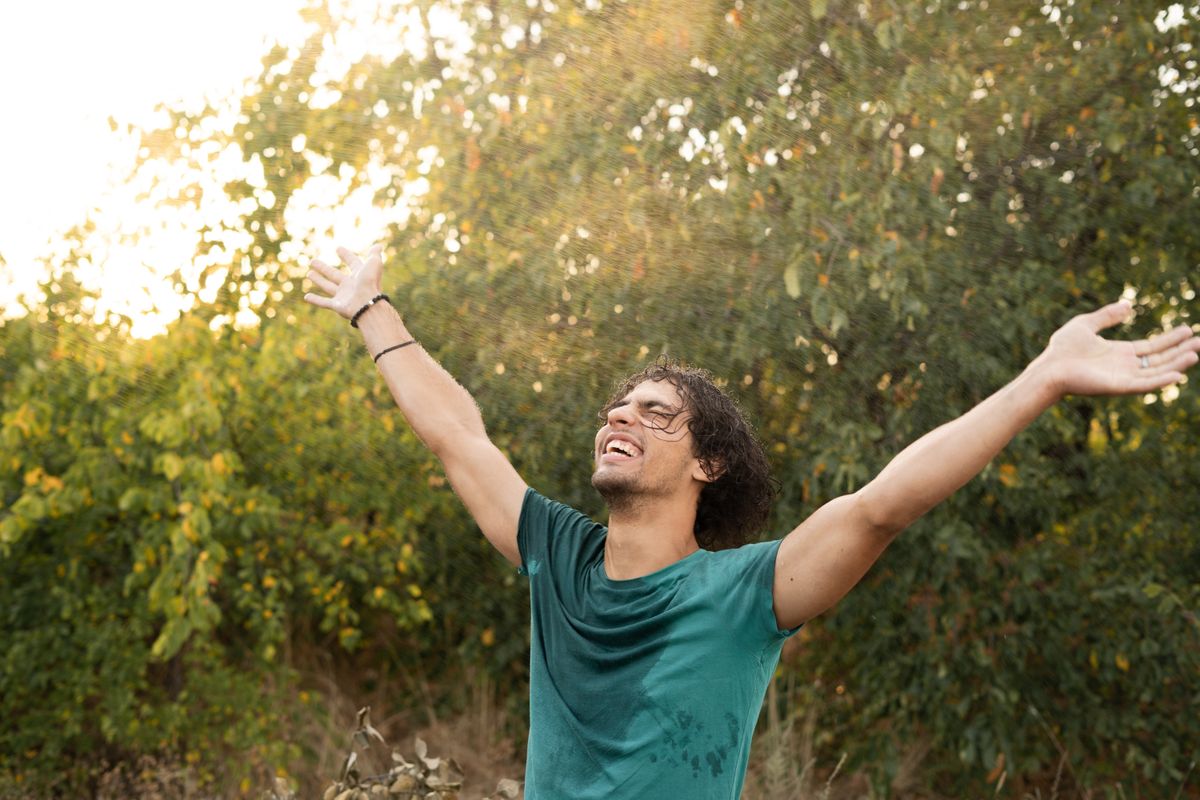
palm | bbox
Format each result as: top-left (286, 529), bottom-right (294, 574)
top-left (302, 245), bottom-right (384, 319)
top-left (1042, 301), bottom-right (1200, 397)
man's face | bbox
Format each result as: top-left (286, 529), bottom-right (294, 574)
top-left (591, 379), bottom-right (709, 509)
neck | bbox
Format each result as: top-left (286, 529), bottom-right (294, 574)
top-left (603, 494), bottom-right (701, 580)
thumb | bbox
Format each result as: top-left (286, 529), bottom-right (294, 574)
top-left (1082, 299), bottom-right (1132, 333)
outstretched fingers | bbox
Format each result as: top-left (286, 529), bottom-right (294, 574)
top-left (336, 245), bottom-right (365, 269)
top-left (309, 258), bottom-right (344, 287)
top-left (1126, 370), bottom-right (1186, 394)
top-left (1131, 326), bottom-right (1200, 370)
top-left (1122, 327), bottom-right (1200, 393)
top-left (303, 291), bottom-right (334, 310)
top-left (307, 271), bottom-right (339, 297)
top-left (303, 259), bottom-right (341, 310)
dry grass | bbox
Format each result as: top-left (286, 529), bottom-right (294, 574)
top-left (285, 655), bottom-right (523, 800)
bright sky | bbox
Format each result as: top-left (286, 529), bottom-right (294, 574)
top-left (1, 3), bottom-right (1189, 339)
top-left (0, 0), bottom-right (309, 329)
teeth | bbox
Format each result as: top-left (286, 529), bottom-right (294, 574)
top-left (606, 440), bottom-right (638, 457)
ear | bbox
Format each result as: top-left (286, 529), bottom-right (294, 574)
top-left (693, 456), bottom-right (724, 484)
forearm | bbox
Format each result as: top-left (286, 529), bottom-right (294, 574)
top-left (856, 355), bottom-right (1062, 534)
top-left (354, 301), bottom-right (487, 455)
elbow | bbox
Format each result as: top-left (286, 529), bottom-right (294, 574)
top-left (423, 419), bottom-right (489, 460)
top-left (851, 488), bottom-right (910, 541)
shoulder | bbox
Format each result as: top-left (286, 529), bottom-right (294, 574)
top-left (517, 488), bottom-right (607, 575)
top-left (519, 488), bottom-right (602, 534)
top-left (703, 539), bottom-right (798, 639)
top-left (709, 538), bottom-right (783, 566)
top-left (702, 539), bottom-right (784, 586)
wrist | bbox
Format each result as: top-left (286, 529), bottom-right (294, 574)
top-left (1023, 352), bottom-right (1066, 406)
top-left (350, 293), bottom-right (390, 327)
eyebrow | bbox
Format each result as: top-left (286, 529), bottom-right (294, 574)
top-left (610, 397), bottom-right (679, 413)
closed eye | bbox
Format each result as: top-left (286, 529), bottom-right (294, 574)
top-left (597, 397), bottom-right (685, 435)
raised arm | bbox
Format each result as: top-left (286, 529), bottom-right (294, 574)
top-left (773, 300), bottom-right (1200, 629)
top-left (304, 245), bottom-right (526, 566)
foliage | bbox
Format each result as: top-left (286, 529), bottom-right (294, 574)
top-left (2, 0), bottom-right (1199, 795)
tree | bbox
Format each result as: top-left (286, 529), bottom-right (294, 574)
top-left (2, 0), bottom-right (1196, 794)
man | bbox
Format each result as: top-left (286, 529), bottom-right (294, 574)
top-left (304, 245), bottom-right (1199, 798)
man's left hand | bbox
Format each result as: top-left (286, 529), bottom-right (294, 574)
top-left (1037, 300), bottom-right (1200, 399)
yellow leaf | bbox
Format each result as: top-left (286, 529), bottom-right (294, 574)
top-left (998, 463), bottom-right (1018, 487)
top-left (481, 627), bottom-right (496, 647)
top-left (211, 453), bottom-right (228, 475)
top-left (1115, 653), bottom-right (1130, 672)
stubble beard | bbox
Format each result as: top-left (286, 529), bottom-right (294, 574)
top-left (592, 467), bottom-right (649, 516)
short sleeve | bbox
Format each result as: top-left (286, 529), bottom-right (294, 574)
top-left (715, 539), bottom-right (802, 646)
top-left (516, 488), bottom-right (606, 578)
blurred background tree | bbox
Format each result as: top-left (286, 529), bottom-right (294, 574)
top-left (2, 0), bottom-right (1197, 795)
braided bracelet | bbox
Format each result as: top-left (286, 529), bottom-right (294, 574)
top-left (373, 340), bottom-right (417, 363)
top-left (350, 293), bottom-right (390, 328)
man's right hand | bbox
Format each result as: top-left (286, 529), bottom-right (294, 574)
top-left (304, 244), bottom-right (385, 321)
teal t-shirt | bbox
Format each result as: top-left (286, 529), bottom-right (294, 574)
top-left (517, 488), bottom-right (799, 799)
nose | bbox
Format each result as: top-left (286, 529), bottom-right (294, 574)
top-left (606, 403), bottom-right (635, 428)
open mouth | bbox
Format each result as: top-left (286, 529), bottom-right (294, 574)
top-left (601, 438), bottom-right (643, 461)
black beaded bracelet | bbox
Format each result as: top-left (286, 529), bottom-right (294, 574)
top-left (350, 293), bottom-right (390, 328)
top-left (373, 340), bottom-right (417, 363)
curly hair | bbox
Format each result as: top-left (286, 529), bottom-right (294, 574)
top-left (599, 357), bottom-right (778, 550)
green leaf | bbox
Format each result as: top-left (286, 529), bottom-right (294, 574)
top-left (811, 0), bottom-right (828, 21)
top-left (875, 19), bottom-right (891, 49)
top-left (162, 453), bottom-right (184, 481)
top-left (784, 263), bottom-right (802, 298)
top-left (831, 307), bottom-right (848, 335)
